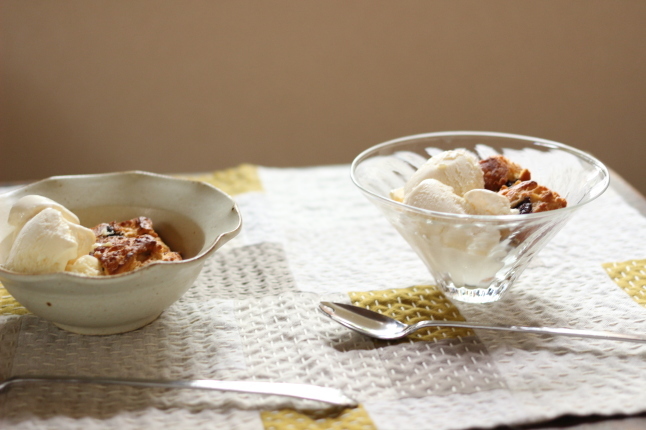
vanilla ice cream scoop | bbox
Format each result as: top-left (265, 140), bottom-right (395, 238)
top-left (404, 149), bottom-right (485, 197)
top-left (464, 189), bottom-right (515, 216)
top-left (403, 178), bottom-right (514, 217)
top-left (404, 179), bottom-right (468, 214)
top-left (66, 254), bottom-right (103, 276)
top-left (391, 150), bottom-right (514, 287)
top-left (8, 194), bottom-right (80, 230)
top-left (396, 149), bottom-right (514, 216)
top-left (3, 195), bottom-right (99, 275)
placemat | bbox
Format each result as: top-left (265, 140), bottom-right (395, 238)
top-left (1, 164), bottom-right (645, 430)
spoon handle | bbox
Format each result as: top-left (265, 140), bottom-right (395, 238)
top-left (0, 376), bottom-right (357, 407)
top-left (414, 320), bottom-right (646, 343)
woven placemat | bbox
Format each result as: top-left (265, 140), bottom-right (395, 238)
top-left (1, 164), bottom-right (645, 430)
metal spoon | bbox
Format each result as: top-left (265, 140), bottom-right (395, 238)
top-left (319, 301), bottom-right (646, 343)
top-left (0, 375), bottom-right (357, 408)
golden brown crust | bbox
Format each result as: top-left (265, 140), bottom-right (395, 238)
top-left (479, 155), bottom-right (531, 192)
top-left (91, 217), bottom-right (181, 275)
top-left (499, 180), bottom-right (567, 213)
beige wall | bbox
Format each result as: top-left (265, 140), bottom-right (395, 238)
top-left (2, 1), bottom-right (645, 195)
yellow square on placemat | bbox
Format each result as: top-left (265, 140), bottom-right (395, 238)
top-left (261, 406), bottom-right (375, 430)
top-left (0, 286), bottom-right (28, 315)
top-left (178, 164), bottom-right (263, 195)
top-left (348, 286), bottom-right (474, 342)
top-left (602, 259), bottom-right (646, 306)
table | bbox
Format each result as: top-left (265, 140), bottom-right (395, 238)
top-left (1, 164), bottom-right (645, 430)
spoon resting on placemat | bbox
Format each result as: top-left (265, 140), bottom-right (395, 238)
top-left (319, 301), bottom-right (646, 343)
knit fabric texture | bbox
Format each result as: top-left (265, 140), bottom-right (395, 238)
top-left (1, 164), bottom-right (645, 430)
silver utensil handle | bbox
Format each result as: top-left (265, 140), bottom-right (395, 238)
top-left (416, 320), bottom-right (646, 343)
top-left (0, 376), bottom-right (357, 407)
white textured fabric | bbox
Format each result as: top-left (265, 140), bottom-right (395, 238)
top-left (1, 166), bottom-right (646, 430)
top-left (257, 165), bottom-right (432, 293)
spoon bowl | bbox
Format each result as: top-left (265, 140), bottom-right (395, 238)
top-left (319, 302), bottom-right (646, 343)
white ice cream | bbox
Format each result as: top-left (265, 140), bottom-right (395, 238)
top-left (8, 195), bottom-right (80, 230)
top-left (392, 149), bottom-right (514, 287)
top-left (404, 179), bottom-right (514, 216)
top-left (2, 195), bottom-right (101, 275)
top-left (464, 189), bottom-right (514, 216)
top-left (404, 148), bottom-right (485, 197)
top-left (396, 149), bottom-right (513, 216)
top-left (404, 179), bottom-right (468, 214)
top-left (65, 254), bottom-right (103, 276)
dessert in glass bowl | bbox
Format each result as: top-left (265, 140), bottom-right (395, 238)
top-left (351, 131), bottom-right (609, 303)
top-left (390, 148), bottom-right (567, 216)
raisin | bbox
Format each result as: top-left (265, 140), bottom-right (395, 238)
top-left (516, 198), bottom-right (533, 214)
top-left (104, 225), bottom-right (119, 236)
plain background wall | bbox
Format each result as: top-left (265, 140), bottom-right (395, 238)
top-left (1, 1), bottom-right (645, 195)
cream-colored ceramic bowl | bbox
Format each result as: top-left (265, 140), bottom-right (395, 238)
top-left (0, 171), bottom-right (242, 335)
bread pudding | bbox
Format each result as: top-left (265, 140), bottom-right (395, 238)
top-left (91, 216), bottom-right (182, 275)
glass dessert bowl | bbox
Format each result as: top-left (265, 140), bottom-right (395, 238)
top-left (351, 131), bottom-right (609, 303)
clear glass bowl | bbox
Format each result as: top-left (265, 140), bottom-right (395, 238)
top-left (351, 131), bottom-right (609, 303)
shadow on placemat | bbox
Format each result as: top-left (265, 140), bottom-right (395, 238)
top-left (496, 412), bottom-right (646, 430)
top-left (0, 382), bottom-right (350, 422)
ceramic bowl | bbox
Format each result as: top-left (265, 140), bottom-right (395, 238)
top-left (0, 171), bottom-right (242, 334)
top-left (351, 131), bottom-right (609, 303)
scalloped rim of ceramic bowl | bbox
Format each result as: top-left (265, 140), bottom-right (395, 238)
top-left (0, 171), bottom-right (242, 279)
top-left (0, 171), bottom-right (242, 334)
top-left (350, 130), bottom-right (610, 221)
